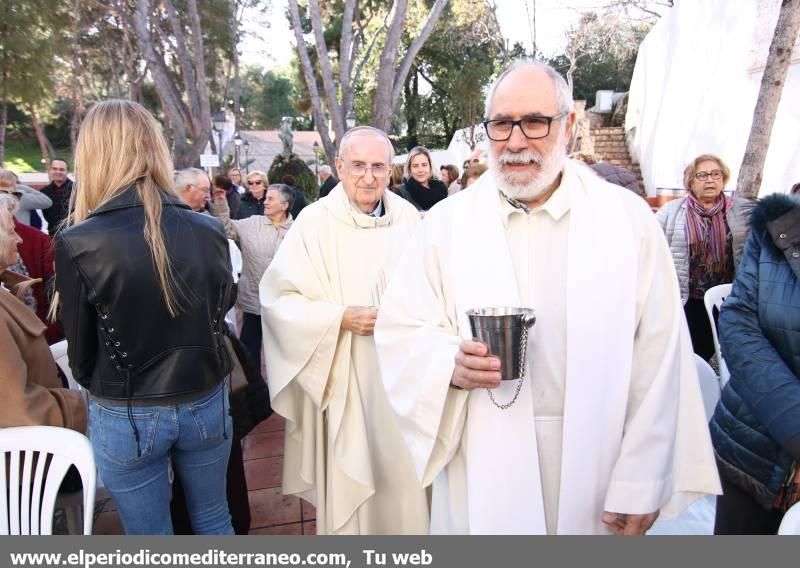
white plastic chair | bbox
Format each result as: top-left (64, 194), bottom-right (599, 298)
top-left (694, 354), bottom-right (721, 421)
top-left (704, 283), bottom-right (733, 386)
top-left (779, 502), bottom-right (800, 534)
top-left (0, 425), bottom-right (97, 535)
top-left (48, 341), bottom-right (107, 531)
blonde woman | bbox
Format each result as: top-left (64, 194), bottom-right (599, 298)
top-left (236, 170), bottom-right (269, 219)
top-left (397, 146), bottom-right (448, 212)
top-left (54, 100), bottom-right (236, 535)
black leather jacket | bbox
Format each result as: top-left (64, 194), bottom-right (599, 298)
top-left (54, 188), bottom-right (235, 403)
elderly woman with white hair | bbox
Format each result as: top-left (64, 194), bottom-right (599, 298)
top-left (0, 168), bottom-right (52, 226)
top-left (0, 199), bottom-right (86, 431)
top-left (210, 183), bottom-right (294, 367)
top-left (0, 188), bottom-right (59, 342)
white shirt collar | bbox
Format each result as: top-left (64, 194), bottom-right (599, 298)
top-left (497, 167), bottom-right (574, 227)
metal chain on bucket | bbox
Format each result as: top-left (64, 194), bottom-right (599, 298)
top-left (486, 323), bottom-right (529, 410)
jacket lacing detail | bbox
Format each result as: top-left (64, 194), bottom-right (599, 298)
top-left (212, 284), bottom-right (229, 441)
top-left (96, 303), bottom-right (141, 456)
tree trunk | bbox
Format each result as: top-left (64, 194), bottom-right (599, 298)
top-left (372, 0), bottom-right (410, 132)
top-left (287, 0), bottom-right (337, 165)
top-left (373, 0), bottom-right (449, 132)
top-left (70, 0), bottom-right (84, 153)
top-left (308, 0), bottom-right (345, 140)
top-left (184, 0), bottom-right (212, 164)
top-left (131, 0), bottom-right (191, 166)
top-left (163, 0), bottom-right (202, 125)
top-left (0, 55), bottom-right (7, 167)
top-left (339, 0), bottom-right (358, 128)
top-left (29, 105), bottom-right (50, 165)
top-left (130, 0), bottom-right (211, 168)
top-left (232, 0), bottom-right (241, 133)
top-left (736, 0), bottom-right (800, 198)
top-left (0, 3), bottom-right (7, 167)
top-left (389, 0), bottom-right (449, 112)
top-left (403, 70), bottom-right (419, 150)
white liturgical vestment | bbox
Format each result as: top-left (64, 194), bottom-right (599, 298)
top-left (260, 185), bottom-right (428, 535)
top-left (374, 160), bottom-right (722, 534)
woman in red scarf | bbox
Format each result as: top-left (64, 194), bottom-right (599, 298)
top-left (656, 154), bottom-right (755, 361)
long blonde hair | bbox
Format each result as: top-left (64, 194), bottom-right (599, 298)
top-left (68, 100), bottom-right (182, 315)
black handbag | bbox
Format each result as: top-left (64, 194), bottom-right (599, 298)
top-left (223, 331), bottom-right (273, 440)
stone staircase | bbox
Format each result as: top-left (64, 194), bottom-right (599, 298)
top-left (590, 126), bottom-right (644, 191)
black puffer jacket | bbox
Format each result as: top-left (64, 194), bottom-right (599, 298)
top-left (235, 192), bottom-right (264, 219)
top-left (590, 162), bottom-right (645, 198)
top-left (710, 193), bottom-right (800, 508)
top-left (54, 188), bottom-right (235, 402)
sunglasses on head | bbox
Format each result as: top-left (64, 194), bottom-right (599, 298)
top-left (0, 189), bottom-right (22, 199)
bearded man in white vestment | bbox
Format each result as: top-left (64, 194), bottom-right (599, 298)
top-left (373, 61), bottom-right (721, 535)
top-left (259, 127), bottom-right (428, 534)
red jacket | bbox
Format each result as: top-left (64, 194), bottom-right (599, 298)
top-left (15, 220), bottom-right (62, 343)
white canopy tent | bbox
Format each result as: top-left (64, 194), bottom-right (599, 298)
top-left (626, 0), bottom-right (800, 197)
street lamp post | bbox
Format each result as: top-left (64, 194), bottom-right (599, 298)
top-left (244, 140), bottom-right (250, 173)
top-left (313, 140), bottom-right (320, 179)
top-left (212, 112), bottom-right (226, 169)
top-left (345, 110), bottom-right (357, 130)
top-left (234, 132), bottom-right (242, 170)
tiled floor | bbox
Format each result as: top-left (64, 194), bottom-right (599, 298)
top-left (91, 413), bottom-right (316, 535)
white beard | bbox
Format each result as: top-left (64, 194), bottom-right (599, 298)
top-left (489, 139), bottom-right (567, 202)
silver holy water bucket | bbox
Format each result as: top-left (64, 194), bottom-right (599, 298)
top-left (467, 307), bottom-right (536, 380)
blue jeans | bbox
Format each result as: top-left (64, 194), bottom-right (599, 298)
top-left (88, 382), bottom-right (234, 535)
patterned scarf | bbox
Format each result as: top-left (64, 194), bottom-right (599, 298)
top-left (7, 258), bottom-right (37, 312)
top-left (685, 191), bottom-right (730, 273)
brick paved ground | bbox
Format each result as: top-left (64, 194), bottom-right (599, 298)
top-left (90, 413), bottom-right (316, 535)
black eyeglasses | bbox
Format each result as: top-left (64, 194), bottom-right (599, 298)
top-left (483, 113), bottom-right (566, 141)
top-left (694, 170), bottom-right (722, 181)
top-left (247, 179), bottom-right (264, 186)
top-left (0, 189), bottom-right (22, 199)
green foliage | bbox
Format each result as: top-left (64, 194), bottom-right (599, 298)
top-left (4, 139), bottom-right (69, 173)
top-left (268, 153), bottom-right (318, 202)
top-left (240, 66), bottom-right (300, 129)
top-left (4, 140), bottom-right (43, 173)
top-left (401, 0), bottom-right (505, 148)
top-left (0, 0), bottom-right (67, 106)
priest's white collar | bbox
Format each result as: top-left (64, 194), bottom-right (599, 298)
top-left (496, 166), bottom-right (574, 227)
top-left (348, 197), bottom-right (383, 218)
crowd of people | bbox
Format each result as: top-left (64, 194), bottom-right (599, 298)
top-left (2, 58), bottom-right (799, 536)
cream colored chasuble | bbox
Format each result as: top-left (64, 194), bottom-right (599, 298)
top-left (374, 161), bottom-right (722, 534)
top-left (260, 186), bottom-right (428, 534)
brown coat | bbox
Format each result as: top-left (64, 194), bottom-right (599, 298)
top-left (0, 281), bottom-right (87, 431)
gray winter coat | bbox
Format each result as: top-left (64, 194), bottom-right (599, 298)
top-left (655, 195), bottom-right (755, 305)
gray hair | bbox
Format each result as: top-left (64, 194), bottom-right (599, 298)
top-left (0, 168), bottom-right (16, 187)
top-left (319, 164), bottom-right (332, 176)
top-left (267, 183), bottom-right (296, 212)
top-left (0, 193), bottom-right (19, 216)
top-left (484, 59), bottom-right (574, 119)
top-left (174, 167), bottom-right (208, 192)
top-left (337, 126), bottom-right (395, 164)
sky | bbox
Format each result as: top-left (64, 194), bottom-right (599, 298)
top-left (241, 0), bottom-right (665, 71)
